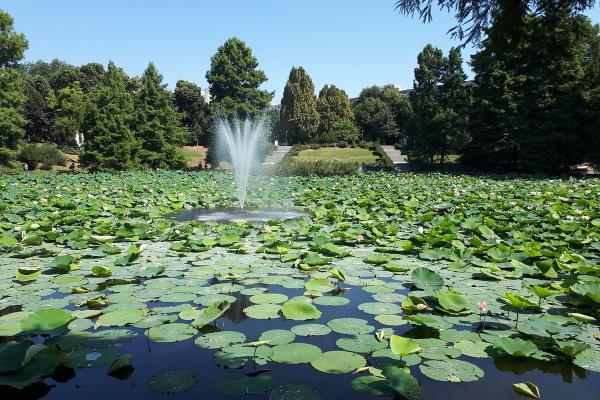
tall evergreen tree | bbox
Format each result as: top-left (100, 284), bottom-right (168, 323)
top-left (407, 44), bottom-right (445, 162)
top-left (174, 80), bottom-right (211, 146)
top-left (53, 82), bottom-right (86, 145)
top-left (465, 5), bottom-right (599, 172)
top-left (22, 75), bottom-right (54, 142)
top-left (135, 63), bottom-right (186, 169)
top-left (279, 66), bottom-right (319, 144)
top-left (316, 84), bottom-right (355, 141)
top-left (205, 37), bottom-right (273, 119)
top-left (0, 10), bottom-right (28, 149)
top-left (80, 62), bottom-right (138, 171)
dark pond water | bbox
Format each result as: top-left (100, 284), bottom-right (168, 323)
top-left (170, 208), bottom-right (308, 223)
top-left (1, 276), bottom-right (598, 400)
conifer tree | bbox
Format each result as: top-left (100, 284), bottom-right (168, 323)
top-left (135, 63), bottom-right (186, 169)
top-left (206, 37), bottom-right (273, 119)
top-left (279, 66), bottom-right (319, 144)
top-left (53, 82), bottom-right (85, 145)
top-left (80, 62), bottom-right (138, 171)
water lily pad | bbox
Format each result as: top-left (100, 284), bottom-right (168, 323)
top-left (358, 302), bottom-right (402, 315)
top-left (419, 359), bottom-right (484, 382)
top-left (411, 267), bottom-right (443, 290)
top-left (328, 318), bottom-right (374, 335)
top-left (512, 382), bottom-right (541, 399)
top-left (147, 323), bottom-right (197, 342)
top-left (270, 343), bottom-right (322, 364)
top-left (351, 375), bottom-right (395, 397)
top-left (291, 323), bottom-right (331, 336)
top-left (311, 350), bottom-right (366, 374)
top-left (304, 278), bottom-right (334, 293)
top-left (336, 334), bottom-right (388, 353)
top-left (195, 331), bottom-right (246, 349)
top-left (258, 329), bottom-right (296, 345)
top-left (382, 366), bottom-right (421, 400)
top-left (454, 340), bottom-right (490, 358)
top-left (249, 293), bottom-right (289, 304)
top-left (493, 337), bottom-right (538, 357)
top-left (21, 308), bottom-right (73, 332)
top-left (192, 300), bottom-right (230, 327)
top-left (375, 314), bottom-right (407, 326)
top-left (437, 291), bottom-right (472, 313)
top-left (244, 304), bottom-right (282, 319)
top-left (148, 368), bottom-right (197, 393)
top-left (281, 301), bottom-right (321, 321)
top-left (312, 296), bottom-right (350, 306)
top-left (95, 308), bottom-right (145, 328)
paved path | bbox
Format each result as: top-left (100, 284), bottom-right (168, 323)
top-left (262, 145), bottom-right (292, 167)
top-left (381, 145), bottom-right (409, 169)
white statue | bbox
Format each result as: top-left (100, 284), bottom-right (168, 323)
top-left (75, 131), bottom-right (84, 148)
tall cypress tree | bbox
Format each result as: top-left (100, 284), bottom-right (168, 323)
top-left (316, 84), bottom-right (355, 141)
top-left (135, 63), bottom-right (186, 169)
top-left (279, 67), bottom-right (319, 144)
top-left (53, 82), bottom-right (85, 145)
top-left (80, 62), bottom-right (138, 171)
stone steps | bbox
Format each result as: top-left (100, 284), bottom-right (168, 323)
top-left (262, 146), bottom-right (292, 166)
top-left (381, 145), bottom-right (408, 167)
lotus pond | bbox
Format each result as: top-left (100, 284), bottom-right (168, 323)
top-left (0, 171), bottom-right (599, 400)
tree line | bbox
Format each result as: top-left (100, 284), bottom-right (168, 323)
top-left (1, 4), bottom-right (599, 173)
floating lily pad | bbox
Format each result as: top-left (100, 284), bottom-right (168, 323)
top-left (312, 296), bottom-right (350, 306)
top-left (258, 329), bottom-right (296, 345)
top-left (358, 302), bottom-right (402, 315)
top-left (336, 334), bottom-right (388, 353)
top-left (375, 314), bottom-right (407, 326)
top-left (291, 324), bottom-right (331, 336)
top-left (95, 308), bottom-right (145, 328)
top-left (281, 301), bottom-right (321, 321)
top-left (419, 359), bottom-right (484, 382)
top-left (271, 343), bottom-right (322, 364)
top-left (195, 331), bottom-right (246, 349)
top-left (311, 351), bottom-right (366, 374)
top-left (147, 323), bottom-right (197, 342)
top-left (328, 318), bottom-right (374, 335)
top-left (249, 293), bottom-right (289, 304)
top-left (21, 308), bottom-right (73, 332)
top-left (244, 304), bottom-right (282, 320)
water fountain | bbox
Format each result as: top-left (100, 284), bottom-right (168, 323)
top-left (172, 118), bottom-right (307, 223)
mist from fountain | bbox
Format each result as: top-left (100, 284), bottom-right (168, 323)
top-left (215, 118), bottom-right (265, 209)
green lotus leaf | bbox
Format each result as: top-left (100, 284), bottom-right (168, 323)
top-left (21, 308), bottom-right (73, 332)
top-left (15, 266), bottom-right (41, 282)
top-left (337, 334), bottom-right (388, 353)
top-left (258, 329), bottom-right (296, 345)
top-left (249, 292), bottom-right (289, 304)
top-left (290, 323), bottom-right (331, 336)
top-left (243, 304), bottom-right (282, 320)
top-left (493, 337), bottom-right (539, 357)
top-left (358, 302), bottom-right (402, 315)
top-left (107, 353), bottom-right (134, 374)
top-left (437, 290), bottom-right (472, 313)
top-left (351, 375), bottom-right (395, 397)
top-left (147, 323), bottom-right (197, 342)
top-left (94, 308), bottom-right (145, 328)
top-left (311, 350), bottom-right (366, 374)
top-left (270, 343), bottom-right (322, 364)
top-left (304, 278), bottom-right (334, 293)
top-left (328, 318), bottom-right (374, 335)
top-left (419, 359), bottom-right (484, 382)
top-left (281, 300), bottom-right (321, 320)
top-left (191, 300), bottom-right (230, 328)
top-left (390, 335), bottom-right (421, 357)
top-left (512, 382), bottom-right (540, 399)
top-left (91, 265), bottom-right (112, 277)
top-left (382, 366), bottom-right (421, 400)
top-left (411, 267), bottom-right (444, 290)
top-left (195, 331), bottom-right (246, 349)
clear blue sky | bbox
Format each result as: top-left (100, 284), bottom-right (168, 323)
top-left (4, 1), bottom-right (600, 102)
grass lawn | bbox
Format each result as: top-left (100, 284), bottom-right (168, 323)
top-left (181, 146), bottom-right (207, 168)
top-left (295, 147), bottom-right (378, 164)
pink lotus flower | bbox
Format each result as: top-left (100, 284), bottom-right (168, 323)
top-left (477, 301), bottom-right (487, 311)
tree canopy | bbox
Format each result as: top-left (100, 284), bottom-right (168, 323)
top-left (206, 37), bottom-right (273, 119)
top-left (279, 66), bottom-right (320, 144)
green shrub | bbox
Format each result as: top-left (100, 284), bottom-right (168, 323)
top-left (0, 147), bottom-right (16, 167)
top-left (272, 158), bottom-right (359, 176)
top-left (18, 144), bottom-right (67, 170)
